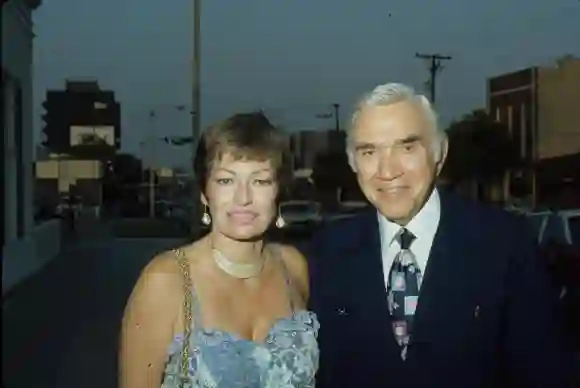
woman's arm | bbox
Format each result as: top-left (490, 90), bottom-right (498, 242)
top-left (119, 253), bottom-right (182, 388)
top-left (279, 245), bottom-right (310, 304)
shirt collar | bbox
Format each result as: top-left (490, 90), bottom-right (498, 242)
top-left (377, 188), bottom-right (441, 248)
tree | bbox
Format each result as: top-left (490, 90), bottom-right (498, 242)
top-left (102, 153), bottom-right (144, 206)
top-left (311, 150), bottom-right (358, 206)
top-left (312, 151), bottom-right (350, 191)
top-left (442, 109), bottom-right (520, 184)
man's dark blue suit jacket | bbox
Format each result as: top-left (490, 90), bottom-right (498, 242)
top-left (307, 190), bottom-right (576, 388)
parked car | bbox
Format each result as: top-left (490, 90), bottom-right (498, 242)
top-left (526, 209), bottom-right (580, 246)
top-left (279, 200), bottom-right (322, 230)
top-left (324, 201), bottom-right (370, 223)
top-left (525, 209), bottom-right (580, 352)
top-left (55, 195), bottom-right (82, 215)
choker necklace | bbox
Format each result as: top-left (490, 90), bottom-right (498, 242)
top-left (212, 248), bottom-right (265, 279)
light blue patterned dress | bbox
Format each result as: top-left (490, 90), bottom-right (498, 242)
top-left (161, 249), bottom-right (320, 387)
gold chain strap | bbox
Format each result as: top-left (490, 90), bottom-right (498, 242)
top-left (174, 249), bottom-right (193, 387)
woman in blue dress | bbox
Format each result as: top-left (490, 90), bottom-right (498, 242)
top-left (119, 112), bottom-right (319, 388)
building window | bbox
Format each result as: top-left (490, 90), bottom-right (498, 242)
top-left (69, 125), bottom-right (115, 146)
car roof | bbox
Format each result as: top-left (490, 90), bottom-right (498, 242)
top-left (280, 200), bottom-right (318, 205)
top-left (526, 209), bottom-right (580, 218)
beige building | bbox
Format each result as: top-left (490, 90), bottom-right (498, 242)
top-left (536, 56), bottom-right (580, 159)
top-left (486, 55), bottom-right (580, 207)
top-left (35, 157), bottom-right (105, 207)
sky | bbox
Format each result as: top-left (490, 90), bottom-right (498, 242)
top-left (32, 0), bottom-right (580, 168)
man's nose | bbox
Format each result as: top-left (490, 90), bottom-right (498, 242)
top-left (376, 151), bottom-right (403, 180)
top-left (233, 182), bottom-right (253, 205)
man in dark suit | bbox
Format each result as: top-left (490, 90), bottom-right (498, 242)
top-left (308, 82), bottom-right (576, 387)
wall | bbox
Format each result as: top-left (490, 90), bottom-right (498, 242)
top-left (2, 0), bottom-right (35, 245)
top-left (2, 219), bottom-right (62, 295)
top-left (2, 0), bottom-right (51, 295)
top-left (537, 57), bottom-right (580, 159)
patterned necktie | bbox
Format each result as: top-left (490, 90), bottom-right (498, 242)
top-left (387, 228), bottom-right (421, 359)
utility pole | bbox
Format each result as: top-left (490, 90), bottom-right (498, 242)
top-left (332, 103), bottom-right (341, 203)
top-left (415, 53), bottom-right (452, 104)
top-left (332, 103), bottom-right (340, 132)
top-left (148, 110), bottom-right (156, 218)
top-left (191, 0), bottom-right (202, 238)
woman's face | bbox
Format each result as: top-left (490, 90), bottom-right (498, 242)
top-left (203, 152), bottom-right (278, 241)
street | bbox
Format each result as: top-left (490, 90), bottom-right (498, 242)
top-left (1, 221), bottom-right (309, 388)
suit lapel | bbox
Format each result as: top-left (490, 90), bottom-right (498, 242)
top-left (410, 190), bottom-right (475, 346)
top-left (341, 210), bottom-right (401, 355)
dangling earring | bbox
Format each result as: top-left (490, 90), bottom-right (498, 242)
top-left (201, 204), bottom-right (211, 225)
top-left (275, 205), bottom-right (285, 228)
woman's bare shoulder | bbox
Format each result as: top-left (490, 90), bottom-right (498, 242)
top-left (271, 243), bottom-right (309, 298)
top-left (132, 249), bottom-right (184, 298)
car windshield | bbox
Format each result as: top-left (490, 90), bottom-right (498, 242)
top-left (541, 214), bottom-right (568, 245)
top-left (526, 215), bottom-right (546, 241)
top-left (568, 215), bottom-right (580, 246)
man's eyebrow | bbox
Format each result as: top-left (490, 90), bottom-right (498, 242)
top-left (394, 135), bottom-right (422, 145)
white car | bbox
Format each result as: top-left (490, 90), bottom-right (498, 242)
top-left (279, 201), bottom-right (322, 228)
top-left (526, 209), bottom-right (580, 246)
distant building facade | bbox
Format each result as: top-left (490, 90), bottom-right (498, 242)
top-left (35, 158), bottom-right (105, 207)
top-left (41, 79), bottom-right (121, 158)
top-left (289, 129), bottom-right (345, 171)
top-left (287, 129), bottom-right (359, 202)
top-left (36, 79), bottom-right (122, 208)
top-left (486, 55), bottom-right (580, 207)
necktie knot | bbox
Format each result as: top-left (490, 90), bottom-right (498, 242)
top-left (397, 228), bottom-right (415, 250)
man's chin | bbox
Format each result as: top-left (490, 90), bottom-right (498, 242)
top-left (378, 208), bottom-right (413, 225)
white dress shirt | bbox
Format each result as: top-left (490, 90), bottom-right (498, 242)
top-left (377, 188), bottom-right (441, 293)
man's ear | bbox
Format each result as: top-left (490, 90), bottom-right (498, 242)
top-left (435, 137), bottom-right (448, 176)
top-left (347, 150), bottom-right (357, 173)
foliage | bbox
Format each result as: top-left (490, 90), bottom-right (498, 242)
top-left (442, 109), bottom-right (521, 183)
top-left (311, 151), bottom-right (352, 191)
top-left (102, 153), bottom-right (144, 205)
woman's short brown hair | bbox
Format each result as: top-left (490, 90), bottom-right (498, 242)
top-left (194, 111), bottom-right (291, 194)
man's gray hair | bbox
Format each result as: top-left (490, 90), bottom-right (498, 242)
top-left (347, 82), bottom-right (446, 161)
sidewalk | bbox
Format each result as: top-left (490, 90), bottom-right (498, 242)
top-left (2, 218), bottom-right (185, 388)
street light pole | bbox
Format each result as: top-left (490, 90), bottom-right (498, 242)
top-left (332, 103), bottom-right (340, 132)
top-left (316, 103), bottom-right (343, 204)
top-left (190, 0), bottom-right (202, 238)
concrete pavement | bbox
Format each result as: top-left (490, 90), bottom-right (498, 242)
top-left (2, 221), bottom-right (185, 388)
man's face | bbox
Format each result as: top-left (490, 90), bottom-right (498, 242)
top-left (349, 101), bottom-right (447, 225)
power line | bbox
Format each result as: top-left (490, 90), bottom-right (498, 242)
top-left (415, 53), bottom-right (452, 104)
